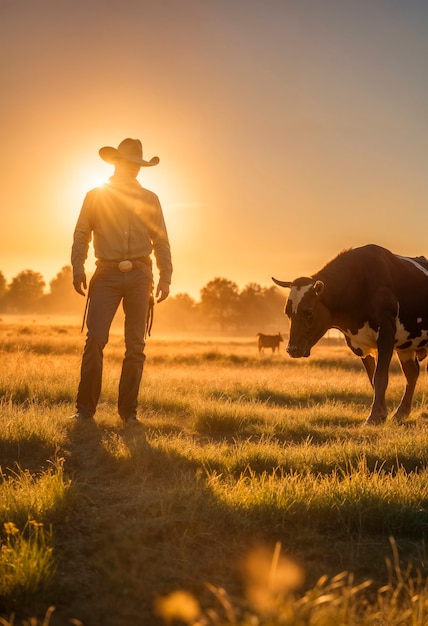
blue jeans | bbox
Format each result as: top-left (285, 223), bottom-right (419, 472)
top-left (76, 268), bottom-right (152, 419)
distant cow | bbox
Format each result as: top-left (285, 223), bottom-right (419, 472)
top-left (272, 244), bottom-right (428, 425)
top-left (257, 332), bottom-right (284, 354)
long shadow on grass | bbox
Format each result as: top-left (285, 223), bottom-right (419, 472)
top-left (54, 417), bottom-right (428, 626)
top-left (0, 434), bottom-right (59, 475)
top-left (207, 388), bottom-right (373, 408)
top-left (192, 407), bottom-right (368, 444)
top-left (310, 357), bottom-right (403, 375)
top-left (59, 420), bottom-right (246, 625)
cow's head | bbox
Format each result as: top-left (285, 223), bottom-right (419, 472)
top-left (272, 276), bottom-right (332, 357)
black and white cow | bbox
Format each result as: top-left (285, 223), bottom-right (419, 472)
top-left (272, 244), bottom-right (428, 424)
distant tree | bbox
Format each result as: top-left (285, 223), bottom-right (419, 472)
top-left (229, 282), bottom-right (286, 332)
top-left (43, 265), bottom-right (82, 313)
top-left (155, 292), bottom-right (197, 332)
top-left (260, 285), bottom-right (289, 334)
top-left (0, 271), bottom-right (7, 311)
top-left (6, 270), bottom-right (45, 312)
top-left (0, 271), bottom-right (6, 297)
top-left (200, 277), bottom-right (240, 331)
top-left (239, 282), bottom-right (267, 328)
top-left (263, 285), bottom-right (287, 318)
top-left (166, 293), bottom-right (196, 327)
top-left (49, 265), bottom-right (73, 294)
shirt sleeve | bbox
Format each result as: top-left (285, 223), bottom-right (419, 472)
top-left (150, 196), bottom-right (173, 284)
top-left (71, 192), bottom-right (93, 276)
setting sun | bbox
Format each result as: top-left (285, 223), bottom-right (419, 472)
top-left (1, 0), bottom-right (426, 303)
top-left (67, 161), bottom-right (110, 202)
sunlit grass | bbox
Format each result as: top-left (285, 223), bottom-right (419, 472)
top-left (154, 543), bottom-right (428, 625)
top-left (0, 351), bottom-right (80, 404)
top-left (0, 456), bottom-right (75, 615)
top-left (0, 458), bottom-right (74, 526)
top-left (0, 520), bottom-right (56, 607)
top-left (1, 322), bottom-right (428, 623)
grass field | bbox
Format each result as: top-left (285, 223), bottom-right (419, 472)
top-left (1, 320), bottom-right (428, 625)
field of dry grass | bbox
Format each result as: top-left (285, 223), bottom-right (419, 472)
top-left (1, 319), bottom-right (428, 625)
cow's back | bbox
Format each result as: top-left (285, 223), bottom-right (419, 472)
top-left (257, 333), bottom-right (282, 350)
top-left (316, 245), bottom-right (428, 317)
top-left (313, 245), bottom-right (428, 353)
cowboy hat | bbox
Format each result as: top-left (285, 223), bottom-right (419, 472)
top-left (99, 138), bottom-right (159, 166)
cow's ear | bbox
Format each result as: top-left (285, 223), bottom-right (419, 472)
top-left (313, 280), bottom-right (324, 295)
top-left (272, 277), bottom-right (292, 288)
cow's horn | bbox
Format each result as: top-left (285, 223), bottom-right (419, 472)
top-left (272, 277), bottom-right (292, 288)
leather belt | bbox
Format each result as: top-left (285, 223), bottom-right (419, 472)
top-left (96, 257), bottom-right (151, 272)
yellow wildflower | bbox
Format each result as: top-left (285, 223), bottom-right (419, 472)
top-left (3, 522), bottom-right (19, 536)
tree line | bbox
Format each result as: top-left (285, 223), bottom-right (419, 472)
top-left (0, 267), bottom-right (288, 334)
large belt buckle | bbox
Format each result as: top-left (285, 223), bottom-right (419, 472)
top-left (118, 260), bottom-right (133, 272)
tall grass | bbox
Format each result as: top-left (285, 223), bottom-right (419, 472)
top-left (1, 321), bottom-right (428, 624)
top-left (0, 457), bottom-right (74, 615)
top-left (0, 520), bottom-right (55, 606)
top-left (154, 539), bottom-right (428, 626)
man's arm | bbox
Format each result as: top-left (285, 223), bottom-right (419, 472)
top-left (73, 273), bottom-right (87, 296)
top-left (156, 280), bottom-right (170, 303)
top-left (71, 194), bottom-right (92, 296)
top-left (150, 196), bottom-right (172, 300)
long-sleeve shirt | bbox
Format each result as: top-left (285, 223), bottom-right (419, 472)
top-left (71, 176), bottom-right (172, 284)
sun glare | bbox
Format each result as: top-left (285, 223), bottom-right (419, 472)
top-left (78, 169), bottom-right (109, 193)
top-left (92, 177), bottom-right (108, 188)
top-left (66, 161), bottom-right (110, 202)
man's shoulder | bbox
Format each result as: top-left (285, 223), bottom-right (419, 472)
top-left (88, 181), bottom-right (114, 194)
top-left (84, 181), bottom-right (160, 206)
top-left (136, 184), bottom-right (159, 202)
top-left (84, 183), bottom-right (111, 200)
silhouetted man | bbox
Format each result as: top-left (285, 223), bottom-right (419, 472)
top-left (71, 138), bottom-right (172, 425)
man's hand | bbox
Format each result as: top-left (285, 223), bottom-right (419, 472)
top-left (156, 280), bottom-right (170, 303)
top-left (73, 273), bottom-right (87, 296)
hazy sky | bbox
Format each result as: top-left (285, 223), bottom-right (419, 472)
top-left (1, 0), bottom-right (427, 299)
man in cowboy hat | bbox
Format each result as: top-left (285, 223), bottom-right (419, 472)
top-left (71, 138), bottom-right (172, 425)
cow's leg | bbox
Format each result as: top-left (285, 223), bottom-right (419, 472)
top-left (392, 353), bottom-right (419, 423)
top-left (361, 354), bottom-right (376, 386)
top-left (365, 326), bottom-right (395, 425)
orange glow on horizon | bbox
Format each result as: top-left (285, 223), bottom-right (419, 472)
top-left (1, 1), bottom-right (427, 303)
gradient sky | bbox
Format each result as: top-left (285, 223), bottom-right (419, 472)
top-left (1, 0), bottom-right (427, 299)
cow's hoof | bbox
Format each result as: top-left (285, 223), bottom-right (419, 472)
top-left (391, 412), bottom-right (408, 425)
top-left (364, 416), bottom-right (386, 426)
